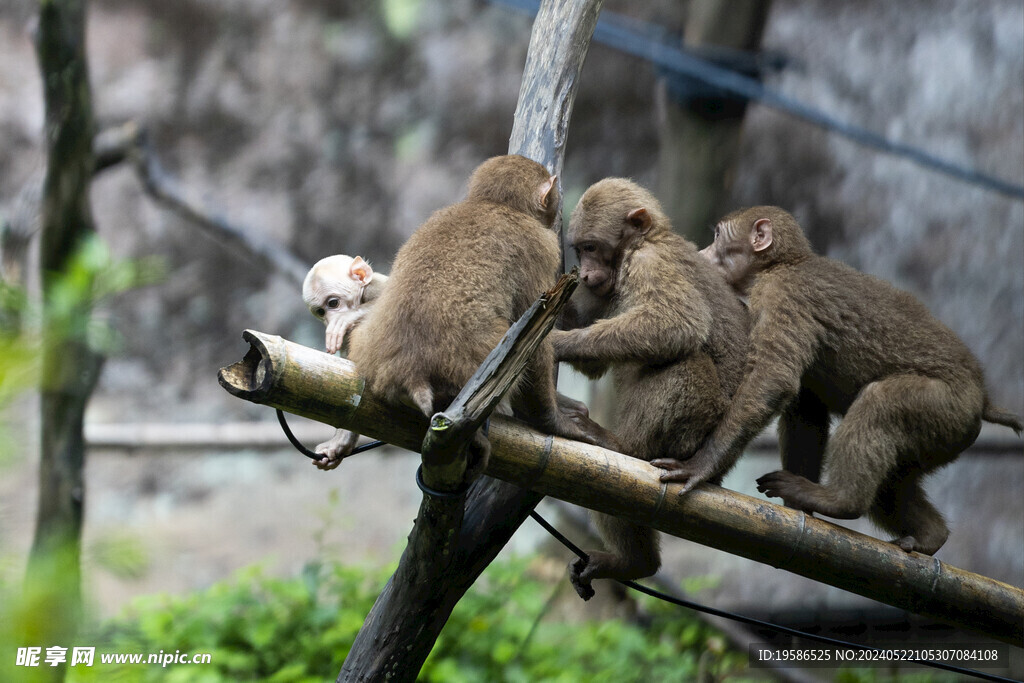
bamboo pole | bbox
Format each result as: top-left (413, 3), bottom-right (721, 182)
top-left (219, 331), bottom-right (1024, 647)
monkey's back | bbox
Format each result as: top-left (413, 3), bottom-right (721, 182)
top-left (350, 199), bottom-right (560, 411)
top-left (753, 255), bottom-right (985, 413)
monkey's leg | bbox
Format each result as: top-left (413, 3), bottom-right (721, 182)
top-left (870, 470), bottom-right (949, 555)
top-left (759, 376), bottom-right (968, 521)
top-left (569, 513), bottom-right (660, 600)
top-left (758, 379), bottom-right (908, 518)
top-left (777, 388), bottom-right (830, 486)
top-left (555, 392), bottom-right (589, 421)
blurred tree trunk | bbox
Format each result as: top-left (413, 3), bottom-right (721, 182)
top-left (658, 0), bottom-right (772, 242)
top-left (26, 0), bottom-right (104, 662)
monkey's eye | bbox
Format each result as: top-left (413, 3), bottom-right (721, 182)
top-left (315, 308), bottom-right (325, 318)
top-left (580, 244), bottom-right (597, 254)
top-left (326, 297), bottom-right (341, 309)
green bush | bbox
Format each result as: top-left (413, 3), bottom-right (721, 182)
top-left (65, 557), bottom-right (759, 682)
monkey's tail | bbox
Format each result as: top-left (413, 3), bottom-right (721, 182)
top-left (409, 383), bottom-right (435, 418)
top-left (983, 401), bottom-right (1024, 436)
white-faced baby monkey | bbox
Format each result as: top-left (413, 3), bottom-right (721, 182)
top-left (685, 205), bottom-right (1023, 555)
top-left (302, 254), bottom-right (388, 469)
top-left (349, 155), bottom-right (623, 479)
top-left (549, 178), bottom-right (749, 599)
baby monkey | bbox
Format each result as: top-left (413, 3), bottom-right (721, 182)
top-left (689, 206), bottom-right (1022, 555)
top-left (302, 254), bottom-right (388, 469)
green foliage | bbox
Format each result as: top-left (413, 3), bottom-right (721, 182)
top-left (422, 557), bottom-right (751, 683)
top-left (60, 557), bottom-right (763, 682)
top-left (42, 235), bottom-right (165, 356)
top-left (0, 281), bottom-right (37, 404)
top-left (87, 531), bottom-right (151, 581)
top-left (380, 0), bottom-right (420, 39)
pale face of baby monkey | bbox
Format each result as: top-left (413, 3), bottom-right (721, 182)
top-left (302, 254), bottom-right (375, 354)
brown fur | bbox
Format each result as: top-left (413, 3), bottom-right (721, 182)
top-left (349, 155), bottom-right (622, 477)
top-left (690, 205), bottom-right (1022, 555)
top-left (549, 178), bottom-right (749, 599)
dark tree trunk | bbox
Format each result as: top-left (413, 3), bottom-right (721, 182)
top-left (27, 0), bottom-right (104, 663)
top-left (335, 1), bottom-right (606, 679)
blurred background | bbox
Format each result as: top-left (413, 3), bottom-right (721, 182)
top-left (1, 0), bottom-right (1021, 679)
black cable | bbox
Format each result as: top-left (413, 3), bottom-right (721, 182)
top-left (491, 0), bottom-right (1024, 200)
top-left (415, 464), bottom-right (471, 499)
top-left (275, 408), bottom-right (385, 460)
top-left (529, 511), bottom-right (1018, 682)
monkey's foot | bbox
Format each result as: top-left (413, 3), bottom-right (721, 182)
top-left (313, 455), bottom-right (343, 471)
top-left (891, 536), bottom-right (918, 553)
top-left (889, 530), bottom-right (947, 556)
top-left (568, 557), bottom-right (596, 601)
top-left (756, 470), bottom-right (816, 508)
top-left (312, 430), bottom-right (359, 471)
top-left (651, 458), bottom-right (712, 493)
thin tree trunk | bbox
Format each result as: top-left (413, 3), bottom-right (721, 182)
top-left (26, 0), bottom-right (104, 672)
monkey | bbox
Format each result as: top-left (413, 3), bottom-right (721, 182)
top-left (301, 254), bottom-right (389, 470)
top-left (674, 205), bottom-right (1023, 556)
top-left (348, 154), bottom-right (623, 479)
top-left (547, 178), bottom-right (750, 599)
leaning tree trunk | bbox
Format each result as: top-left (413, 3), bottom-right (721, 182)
top-left (25, 0), bottom-right (104, 665)
top-left (337, 1), bottom-right (605, 680)
top-left (657, 0), bottom-right (772, 245)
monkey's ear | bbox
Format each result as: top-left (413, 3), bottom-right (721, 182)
top-left (538, 174), bottom-right (558, 209)
top-left (626, 208), bottom-right (653, 235)
top-left (349, 256), bottom-right (373, 284)
top-left (751, 218), bottom-right (773, 252)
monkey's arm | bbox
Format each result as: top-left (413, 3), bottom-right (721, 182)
top-left (654, 307), bottom-right (818, 492)
top-left (549, 294), bottom-right (711, 366)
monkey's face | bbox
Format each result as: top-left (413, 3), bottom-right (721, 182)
top-left (302, 255), bottom-right (374, 353)
top-left (702, 219), bottom-right (760, 294)
top-left (572, 235), bottom-right (618, 298)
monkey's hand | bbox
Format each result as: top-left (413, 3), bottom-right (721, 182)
top-left (651, 454), bottom-right (717, 494)
top-left (324, 309), bottom-right (366, 355)
top-left (312, 428), bottom-right (359, 471)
